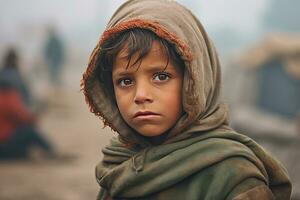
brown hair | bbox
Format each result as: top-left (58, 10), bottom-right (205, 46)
top-left (95, 28), bottom-right (185, 101)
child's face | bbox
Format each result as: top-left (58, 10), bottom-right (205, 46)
top-left (112, 41), bottom-right (183, 137)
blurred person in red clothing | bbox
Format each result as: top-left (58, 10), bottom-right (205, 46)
top-left (0, 78), bottom-right (55, 159)
top-left (0, 48), bottom-right (75, 161)
top-left (0, 48), bottom-right (32, 106)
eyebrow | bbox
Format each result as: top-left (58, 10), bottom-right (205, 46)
top-left (112, 71), bottom-right (132, 78)
top-left (113, 65), bottom-right (170, 78)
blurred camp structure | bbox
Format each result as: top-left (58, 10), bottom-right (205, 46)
top-left (223, 33), bottom-right (300, 199)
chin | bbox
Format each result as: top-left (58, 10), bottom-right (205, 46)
top-left (135, 127), bottom-right (167, 137)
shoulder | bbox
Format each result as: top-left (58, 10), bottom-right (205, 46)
top-left (157, 156), bottom-right (270, 200)
top-left (208, 156), bottom-right (268, 189)
top-left (186, 157), bottom-right (268, 199)
top-left (230, 184), bottom-right (275, 200)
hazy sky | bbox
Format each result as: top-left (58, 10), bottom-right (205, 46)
top-left (0, 0), bottom-right (268, 37)
top-left (0, 0), bottom-right (269, 63)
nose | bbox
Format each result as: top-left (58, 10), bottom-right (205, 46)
top-left (134, 81), bottom-right (153, 104)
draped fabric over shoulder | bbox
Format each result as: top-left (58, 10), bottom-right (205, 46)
top-left (81, 0), bottom-right (292, 199)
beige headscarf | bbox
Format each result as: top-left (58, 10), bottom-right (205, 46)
top-left (82, 0), bottom-right (230, 146)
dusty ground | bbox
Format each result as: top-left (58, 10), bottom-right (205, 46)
top-left (0, 85), bottom-right (115, 200)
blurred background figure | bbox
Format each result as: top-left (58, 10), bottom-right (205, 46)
top-left (0, 48), bottom-right (67, 160)
top-left (0, 78), bottom-right (54, 160)
top-left (0, 48), bottom-right (31, 106)
top-left (43, 26), bottom-right (65, 88)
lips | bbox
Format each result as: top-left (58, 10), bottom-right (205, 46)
top-left (133, 111), bottom-right (160, 119)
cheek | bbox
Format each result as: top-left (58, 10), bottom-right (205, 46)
top-left (164, 93), bottom-right (182, 114)
top-left (161, 83), bottom-right (183, 114)
top-left (114, 89), bottom-right (131, 117)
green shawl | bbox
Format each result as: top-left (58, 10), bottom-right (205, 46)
top-left (96, 131), bottom-right (290, 199)
top-left (81, 0), bottom-right (292, 199)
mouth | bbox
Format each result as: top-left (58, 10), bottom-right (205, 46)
top-left (133, 111), bottom-right (160, 119)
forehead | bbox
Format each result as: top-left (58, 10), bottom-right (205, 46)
top-left (113, 41), bottom-right (169, 72)
top-left (117, 40), bottom-right (166, 60)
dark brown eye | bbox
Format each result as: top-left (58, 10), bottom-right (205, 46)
top-left (153, 72), bottom-right (170, 81)
top-left (119, 78), bottom-right (133, 86)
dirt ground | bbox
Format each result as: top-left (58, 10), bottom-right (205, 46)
top-left (0, 85), bottom-right (114, 200)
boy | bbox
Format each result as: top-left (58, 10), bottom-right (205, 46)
top-left (82, 0), bottom-right (292, 199)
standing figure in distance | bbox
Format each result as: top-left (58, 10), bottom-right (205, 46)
top-left (44, 26), bottom-right (65, 88)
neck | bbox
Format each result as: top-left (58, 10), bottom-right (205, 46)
top-left (146, 133), bottom-right (169, 145)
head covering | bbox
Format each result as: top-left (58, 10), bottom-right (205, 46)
top-left (82, 1), bottom-right (291, 199)
top-left (82, 0), bottom-right (229, 146)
